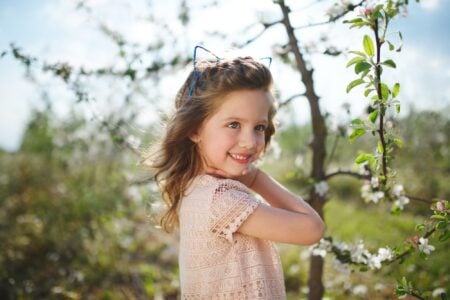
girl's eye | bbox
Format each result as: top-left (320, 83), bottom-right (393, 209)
top-left (255, 124), bottom-right (266, 132)
top-left (227, 122), bottom-right (240, 129)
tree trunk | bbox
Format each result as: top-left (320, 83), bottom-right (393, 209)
top-left (278, 1), bottom-right (327, 299)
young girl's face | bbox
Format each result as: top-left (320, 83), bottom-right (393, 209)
top-left (192, 89), bottom-right (272, 177)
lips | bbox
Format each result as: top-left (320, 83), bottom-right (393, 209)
top-left (229, 153), bottom-right (252, 164)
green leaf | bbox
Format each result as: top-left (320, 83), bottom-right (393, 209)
top-left (363, 35), bottom-right (375, 56)
top-left (388, 41), bottom-right (395, 51)
top-left (349, 22), bottom-right (367, 29)
top-left (438, 230), bottom-right (450, 242)
top-left (396, 32), bottom-right (404, 52)
top-left (382, 59), bottom-right (397, 68)
top-left (364, 89), bottom-right (374, 97)
top-left (378, 141), bottom-right (384, 153)
top-left (369, 110), bottom-right (379, 123)
top-left (392, 83), bottom-right (400, 98)
top-left (396, 104), bottom-right (401, 114)
top-left (355, 61), bottom-right (372, 74)
top-left (349, 50), bottom-right (367, 57)
top-left (359, 68), bottom-right (371, 79)
top-left (415, 223), bottom-right (426, 231)
top-left (380, 83), bottom-right (390, 100)
top-left (351, 118), bottom-right (364, 125)
top-left (346, 56), bottom-right (365, 67)
top-left (394, 138), bottom-right (404, 148)
top-left (355, 153), bottom-right (373, 164)
top-left (436, 220), bottom-right (447, 229)
top-left (431, 215), bottom-right (447, 220)
top-left (344, 17), bottom-right (363, 24)
top-left (349, 128), bottom-right (366, 143)
top-left (346, 79), bottom-right (365, 93)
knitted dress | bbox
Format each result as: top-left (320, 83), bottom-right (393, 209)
top-left (178, 174), bottom-right (286, 299)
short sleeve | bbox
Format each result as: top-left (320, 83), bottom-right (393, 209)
top-left (209, 181), bottom-right (259, 243)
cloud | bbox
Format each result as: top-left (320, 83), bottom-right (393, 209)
top-left (420, 0), bottom-right (441, 11)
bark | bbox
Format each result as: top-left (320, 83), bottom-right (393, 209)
top-left (277, 1), bottom-right (327, 299)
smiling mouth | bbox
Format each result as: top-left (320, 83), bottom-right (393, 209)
top-left (229, 153), bottom-right (252, 164)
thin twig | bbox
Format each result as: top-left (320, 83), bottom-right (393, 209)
top-left (405, 194), bottom-right (433, 204)
top-left (279, 93), bottom-right (306, 108)
top-left (293, 0), bottom-right (366, 30)
top-left (387, 228), bottom-right (436, 265)
top-left (325, 170), bottom-right (371, 180)
top-left (235, 20), bottom-right (282, 48)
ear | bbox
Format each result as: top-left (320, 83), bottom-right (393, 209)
top-left (189, 131), bottom-right (201, 143)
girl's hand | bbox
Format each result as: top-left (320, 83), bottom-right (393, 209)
top-left (204, 165), bottom-right (259, 189)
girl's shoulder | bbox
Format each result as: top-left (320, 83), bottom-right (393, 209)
top-left (191, 174), bottom-right (251, 194)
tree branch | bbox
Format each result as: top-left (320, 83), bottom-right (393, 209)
top-left (405, 194), bottom-right (433, 204)
top-left (234, 20), bottom-right (282, 48)
top-left (279, 92), bottom-right (306, 108)
top-left (293, 0), bottom-right (366, 30)
top-left (387, 228), bottom-right (436, 265)
top-left (325, 169), bottom-right (371, 180)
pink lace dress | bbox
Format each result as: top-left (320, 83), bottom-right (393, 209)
top-left (178, 174), bottom-right (286, 299)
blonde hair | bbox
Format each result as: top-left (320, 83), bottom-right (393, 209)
top-left (149, 56), bottom-right (277, 232)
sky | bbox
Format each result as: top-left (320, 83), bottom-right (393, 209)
top-left (0, 0), bottom-right (449, 151)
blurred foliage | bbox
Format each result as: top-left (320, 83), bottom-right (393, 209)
top-left (0, 104), bottom-right (448, 299)
top-left (0, 109), bottom-right (178, 299)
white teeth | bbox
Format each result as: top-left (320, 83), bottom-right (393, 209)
top-left (230, 153), bottom-right (249, 160)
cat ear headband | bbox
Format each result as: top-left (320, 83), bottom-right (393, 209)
top-left (188, 45), bottom-right (272, 97)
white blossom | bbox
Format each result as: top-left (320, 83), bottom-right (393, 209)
top-left (435, 200), bottom-right (446, 212)
top-left (392, 184), bottom-right (404, 197)
top-left (377, 247), bottom-right (394, 261)
top-left (341, 0), bottom-right (352, 5)
top-left (432, 288), bottom-right (447, 298)
top-left (288, 264), bottom-right (300, 274)
top-left (315, 181), bottom-right (329, 197)
top-left (126, 135), bottom-right (141, 149)
top-left (394, 195), bottom-right (410, 210)
top-left (266, 139), bottom-right (281, 161)
top-left (334, 241), bottom-right (349, 252)
top-left (148, 181), bottom-right (159, 193)
top-left (361, 183), bottom-right (384, 203)
top-left (352, 284), bottom-right (368, 296)
top-left (332, 257), bottom-right (350, 275)
top-left (351, 241), bottom-right (370, 264)
top-left (374, 283), bottom-right (385, 292)
top-left (126, 186), bottom-right (142, 201)
top-left (371, 176), bottom-right (379, 188)
top-left (418, 238), bottom-right (435, 255)
top-left (311, 248), bottom-right (327, 258)
top-left (367, 248), bottom-right (393, 269)
top-left (371, 191), bottom-right (385, 203)
top-left (326, 3), bottom-right (345, 18)
top-left (361, 183), bottom-right (371, 198)
top-left (368, 254), bottom-right (382, 269)
top-left (310, 238), bottom-right (332, 257)
top-left (359, 163), bottom-right (371, 175)
top-left (294, 155), bottom-right (304, 167)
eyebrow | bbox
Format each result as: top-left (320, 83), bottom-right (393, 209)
top-left (223, 117), bottom-right (268, 124)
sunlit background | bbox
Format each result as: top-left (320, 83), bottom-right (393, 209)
top-left (1, 0), bottom-right (449, 151)
top-left (0, 0), bottom-right (449, 299)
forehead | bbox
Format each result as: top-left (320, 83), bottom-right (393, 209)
top-left (213, 89), bottom-right (272, 121)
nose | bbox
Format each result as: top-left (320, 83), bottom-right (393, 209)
top-left (238, 129), bottom-right (258, 150)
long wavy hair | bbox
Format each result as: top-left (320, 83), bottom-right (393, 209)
top-left (147, 56), bottom-right (277, 232)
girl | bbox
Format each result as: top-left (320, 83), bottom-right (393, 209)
top-left (149, 51), bottom-right (325, 299)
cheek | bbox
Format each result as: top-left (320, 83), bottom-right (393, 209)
top-left (256, 133), bottom-right (266, 148)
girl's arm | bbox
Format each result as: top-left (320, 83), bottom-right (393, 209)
top-left (238, 169), bottom-right (325, 245)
